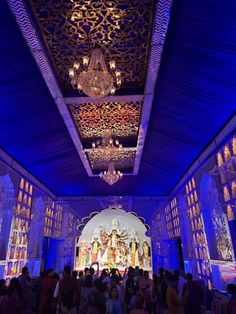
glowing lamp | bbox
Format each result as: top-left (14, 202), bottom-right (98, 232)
top-left (115, 69), bottom-right (121, 77)
top-left (68, 68), bottom-right (75, 78)
top-left (73, 62), bottom-right (80, 70)
top-left (110, 87), bottom-right (116, 95)
top-left (83, 56), bottom-right (89, 66)
top-left (109, 60), bottom-right (116, 70)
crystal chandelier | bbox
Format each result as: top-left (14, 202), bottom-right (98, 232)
top-left (100, 161), bottom-right (123, 185)
top-left (91, 129), bottom-right (123, 162)
top-left (68, 48), bottom-right (121, 98)
top-left (91, 129), bottom-right (123, 185)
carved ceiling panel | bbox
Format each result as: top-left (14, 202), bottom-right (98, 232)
top-left (29, 0), bottom-right (154, 93)
top-left (87, 149), bottom-right (136, 172)
top-left (11, 0), bottom-right (172, 177)
top-left (69, 100), bottom-right (142, 139)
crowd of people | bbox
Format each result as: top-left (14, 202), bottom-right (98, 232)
top-left (0, 263), bottom-right (235, 314)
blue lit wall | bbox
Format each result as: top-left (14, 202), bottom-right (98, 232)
top-left (150, 130), bottom-right (236, 290)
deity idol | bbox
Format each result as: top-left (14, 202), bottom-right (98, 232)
top-left (109, 229), bottom-right (120, 248)
top-left (142, 240), bottom-right (151, 268)
top-left (86, 243), bottom-right (91, 266)
top-left (118, 241), bottom-right (128, 266)
top-left (78, 241), bottom-right (87, 268)
top-left (129, 229), bottom-right (139, 266)
top-left (91, 234), bottom-right (101, 263)
top-left (100, 218), bottom-right (128, 267)
top-left (106, 228), bottom-right (120, 266)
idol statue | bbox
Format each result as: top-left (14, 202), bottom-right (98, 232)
top-left (78, 241), bottom-right (87, 268)
top-left (129, 229), bottom-right (139, 266)
top-left (91, 231), bottom-right (101, 263)
top-left (142, 240), bottom-right (151, 267)
top-left (100, 218), bottom-right (128, 268)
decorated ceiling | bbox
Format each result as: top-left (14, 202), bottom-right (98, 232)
top-left (13, 0), bottom-right (168, 176)
top-left (69, 101), bottom-right (141, 140)
top-left (69, 100), bottom-right (142, 173)
top-left (27, 0), bottom-right (154, 95)
top-left (0, 0), bottom-right (235, 195)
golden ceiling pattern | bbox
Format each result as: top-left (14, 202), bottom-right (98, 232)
top-left (69, 101), bottom-right (142, 139)
top-left (29, 0), bottom-right (154, 91)
top-left (87, 149), bottom-right (136, 171)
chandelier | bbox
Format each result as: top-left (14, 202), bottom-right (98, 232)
top-left (91, 129), bottom-right (123, 162)
top-left (68, 48), bottom-right (121, 98)
top-left (100, 161), bottom-right (123, 185)
top-left (91, 129), bottom-right (123, 185)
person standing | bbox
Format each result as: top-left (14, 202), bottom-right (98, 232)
top-left (139, 271), bottom-right (155, 314)
top-left (182, 273), bottom-right (203, 314)
top-left (174, 270), bottom-right (185, 296)
top-left (166, 275), bottom-right (184, 314)
top-left (79, 274), bottom-right (96, 314)
top-left (227, 284), bottom-right (236, 314)
top-left (18, 266), bottom-right (34, 312)
top-left (125, 268), bottom-right (136, 307)
top-left (59, 266), bottom-right (78, 314)
top-left (40, 269), bottom-right (57, 314)
top-left (106, 286), bottom-right (123, 314)
top-left (0, 278), bottom-right (22, 314)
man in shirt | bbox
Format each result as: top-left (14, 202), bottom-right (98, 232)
top-left (59, 265), bottom-right (78, 314)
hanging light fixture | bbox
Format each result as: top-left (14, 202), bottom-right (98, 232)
top-left (90, 129), bottom-right (123, 185)
top-left (68, 48), bottom-right (121, 98)
top-left (100, 161), bottom-right (123, 185)
top-left (91, 129), bottom-right (123, 162)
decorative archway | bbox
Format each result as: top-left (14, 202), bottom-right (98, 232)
top-left (74, 207), bottom-right (152, 272)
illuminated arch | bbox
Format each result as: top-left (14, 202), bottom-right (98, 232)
top-left (189, 209), bottom-right (192, 219)
top-left (20, 178), bottom-right (24, 189)
top-left (217, 152), bottom-right (224, 167)
top-left (186, 185), bottom-right (189, 194)
top-left (223, 186), bottom-right (230, 202)
top-left (187, 197), bottom-right (191, 206)
top-left (75, 208), bottom-right (152, 271)
top-left (224, 146), bottom-right (231, 161)
top-left (233, 138), bottom-right (236, 155)
top-left (191, 194), bottom-right (194, 204)
top-left (191, 221), bottom-right (194, 231)
top-left (227, 205), bottom-right (234, 221)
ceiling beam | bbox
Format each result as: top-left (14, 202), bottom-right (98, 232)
top-left (133, 0), bottom-right (173, 174)
top-left (64, 95), bottom-right (143, 105)
top-left (7, 0), bottom-right (93, 176)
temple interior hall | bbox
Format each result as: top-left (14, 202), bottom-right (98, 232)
top-left (0, 0), bottom-right (236, 313)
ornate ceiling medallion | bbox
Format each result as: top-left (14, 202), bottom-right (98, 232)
top-left (100, 161), bottom-right (123, 186)
top-left (91, 129), bottom-right (124, 185)
top-left (69, 100), bottom-right (142, 139)
top-left (91, 129), bottom-right (123, 162)
top-left (68, 48), bottom-right (121, 98)
top-left (87, 149), bottom-right (136, 171)
top-left (28, 0), bottom-right (154, 92)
